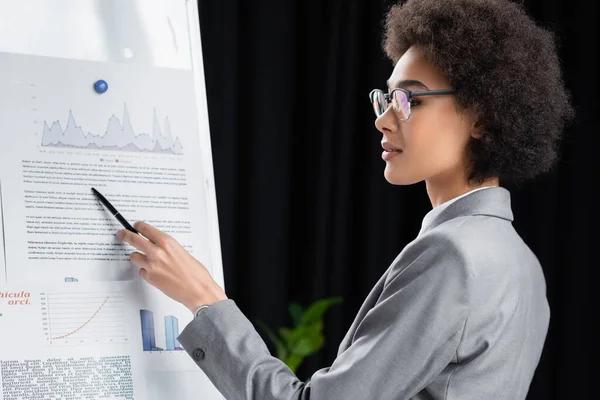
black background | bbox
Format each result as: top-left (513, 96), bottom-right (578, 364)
top-left (197, 1), bottom-right (596, 398)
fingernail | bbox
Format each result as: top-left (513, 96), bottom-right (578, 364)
top-left (116, 230), bottom-right (123, 239)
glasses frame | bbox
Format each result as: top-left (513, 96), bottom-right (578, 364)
top-left (369, 88), bottom-right (457, 121)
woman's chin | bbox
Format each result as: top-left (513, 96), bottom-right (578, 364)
top-left (384, 168), bottom-right (420, 186)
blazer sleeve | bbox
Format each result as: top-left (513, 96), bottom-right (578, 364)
top-left (177, 233), bottom-right (472, 400)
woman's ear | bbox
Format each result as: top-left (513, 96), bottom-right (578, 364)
top-left (470, 113), bottom-right (484, 139)
top-left (471, 125), bottom-right (484, 139)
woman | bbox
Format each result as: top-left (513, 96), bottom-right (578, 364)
top-left (119, 0), bottom-right (573, 398)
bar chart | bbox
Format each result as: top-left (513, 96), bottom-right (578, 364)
top-left (140, 309), bottom-right (184, 352)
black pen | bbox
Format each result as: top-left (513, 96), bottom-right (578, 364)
top-left (91, 187), bottom-right (140, 235)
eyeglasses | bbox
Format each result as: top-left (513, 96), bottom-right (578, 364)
top-left (369, 88), bottom-right (457, 121)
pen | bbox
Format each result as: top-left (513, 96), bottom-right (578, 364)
top-left (91, 187), bottom-right (140, 235)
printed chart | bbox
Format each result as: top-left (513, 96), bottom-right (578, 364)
top-left (40, 103), bottom-right (183, 154)
top-left (41, 291), bottom-right (129, 346)
top-left (140, 309), bottom-right (184, 352)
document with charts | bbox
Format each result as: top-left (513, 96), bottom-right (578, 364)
top-left (0, 1), bottom-right (224, 399)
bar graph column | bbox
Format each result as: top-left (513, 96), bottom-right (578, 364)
top-left (165, 316), bottom-right (183, 351)
top-left (139, 309), bottom-right (183, 352)
top-left (140, 309), bottom-right (163, 351)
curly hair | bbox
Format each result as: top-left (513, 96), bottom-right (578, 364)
top-left (383, 0), bottom-right (574, 183)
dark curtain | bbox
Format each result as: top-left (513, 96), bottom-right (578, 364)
top-left (197, 1), bottom-right (596, 398)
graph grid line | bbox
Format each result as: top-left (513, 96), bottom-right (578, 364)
top-left (51, 296), bottom-right (109, 340)
top-left (42, 292), bottom-right (129, 346)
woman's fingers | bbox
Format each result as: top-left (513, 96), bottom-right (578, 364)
top-left (118, 229), bottom-right (154, 254)
top-left (138, 266), bottom-right (149, 282)
top-left (134, 221), bottom-right (169, 245)
top-left (129, 251), bottom-right (148, 267)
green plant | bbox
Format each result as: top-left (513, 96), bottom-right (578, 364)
top-left (257, 296), bottom-right (343, 374)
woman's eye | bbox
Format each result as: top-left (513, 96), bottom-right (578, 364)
top-left (410, 100), bottom-right (420, 107)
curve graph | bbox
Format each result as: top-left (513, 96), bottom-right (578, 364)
top-left (40, 103), bottom-right (183, 154)
top-left (41, 292), bottom-right (129, 346)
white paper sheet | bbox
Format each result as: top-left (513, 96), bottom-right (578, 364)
top-left (0, 52), bottom-right (215, 285)
top-left (0, 1), bottom-right (224, 398)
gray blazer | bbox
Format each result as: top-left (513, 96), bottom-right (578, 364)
top-left (178, 187), bottom-right (550, 400)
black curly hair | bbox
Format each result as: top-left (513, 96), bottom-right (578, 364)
top-left (383, 0), bottom-right (574, 184)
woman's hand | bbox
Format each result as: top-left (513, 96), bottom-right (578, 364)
top-left (117, 221), bottom-right (227, 313)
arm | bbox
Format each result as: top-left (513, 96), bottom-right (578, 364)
top-left (177, 233), bottom-right (472, 400)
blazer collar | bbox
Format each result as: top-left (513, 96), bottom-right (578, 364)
top-left (419, 186), bottom-right (514, 235)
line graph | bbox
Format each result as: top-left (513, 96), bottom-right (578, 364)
top-left (41, 292), bottom-right (129, 346)
top-left (40, 103), bottom-right (183, 154)
top-left (51, 296), bottom-right (109, 340)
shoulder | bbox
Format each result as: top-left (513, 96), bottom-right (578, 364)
top-left (389, 212), bottom-right (525, 282)
top-left (386, 227), bottom-right (473, 291)
top-left (406, 213), bottom-right (539, 284)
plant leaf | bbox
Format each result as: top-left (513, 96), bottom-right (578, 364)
top-left (291, 334), bottom-right (324, 356)
top-left (278, 327), bottom-right (294, 346)
top-left (285, 324), bottom-right (314, 347)
top-left (256, 297), bottom-right (343, 374)
top-left (256, 320), bottom-right (288, 360)
top-left (288, 303), bottom-right (303, 327)
top-left (301, 297), bottom-right (343, 325)
top-left (284, 352), bottom-right (304, 374)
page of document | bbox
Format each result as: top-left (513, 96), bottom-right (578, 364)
top-left (0, 1), bottom-right (225, 397)
top-left (0, 52), bottom-right (224, 400)
top-left (0, 52), bottom-right (215, 284)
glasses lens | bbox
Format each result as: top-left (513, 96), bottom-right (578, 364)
top-left (391, 90), bottom-right (410, 120)
top-left (370, 90), bottom-right (387, 116)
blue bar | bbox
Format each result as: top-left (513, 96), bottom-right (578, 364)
top-left (140, 309), bottom-right (156, 351)
top-left (165, 316), bottom-right (180, 351)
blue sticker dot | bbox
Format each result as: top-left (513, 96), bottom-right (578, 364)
top-left (94, 80), bottom-right (108, 94)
